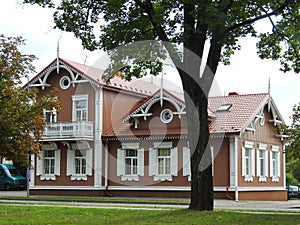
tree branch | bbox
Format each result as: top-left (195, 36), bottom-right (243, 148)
top-left (223, 0), bottom-right (291, 36)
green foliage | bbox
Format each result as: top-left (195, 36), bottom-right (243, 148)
top-left (281, 103), bottom-right (300, 172)
top-left (286, 172), bottom-right (300, 186)
top-left (23, 0), bottom-right (300, 79)
top-left (0, 35), bottom-right (60, 166)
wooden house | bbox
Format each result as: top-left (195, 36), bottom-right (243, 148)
top-left (27, 58), bottom-right (287, 200)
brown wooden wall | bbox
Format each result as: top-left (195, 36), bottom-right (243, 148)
top-left (238, 107), bottom-right (285, 187)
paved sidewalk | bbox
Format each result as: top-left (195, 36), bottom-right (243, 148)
top-left (1, 190), bottom-right (300, 211)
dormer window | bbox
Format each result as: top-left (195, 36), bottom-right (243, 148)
top-left (217, 103), bottom-right (232, 112)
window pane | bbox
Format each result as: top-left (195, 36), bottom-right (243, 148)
top-left (165, 158), bottom-right (171, 174)
top-left (158, 148), bottom-right (170, 156)
top-left (158, 158), bottom-right (164, 174)
top-left (125, 158), bottom-right (131, 175)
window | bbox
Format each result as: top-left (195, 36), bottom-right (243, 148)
top-left (158, 148), bottom-right (171, 175)
top-left (160, 109), bottom-right (173, 123)
top-left (242, 141), bottom-right (254, 182)
top-left (75, 150), bottom-right (86, 175)
top-left (67, 142), bottom-right (92, 180)
top-left (44, 150), bottom-right (55, 175)
top-left (36, 143), bottom-right (60, 180)
top-left (60, 76), bottom-right (71, 89)
top-left (217, 103), bottom-right (232, 112)
top-left (256, 144), bottom-right (268, 182)
top-left (43, 108), bottom-right (57, 123)
top-left (117, 143), bottom-right (144, 181)
top-left (125, 149), bottom-right (138, 175)
top-left (149, 142), bottom-right (177, 181)
top-left (270, 145), bottom-right (280, 182)
top-left (72, 95), bottom-right (88, 122)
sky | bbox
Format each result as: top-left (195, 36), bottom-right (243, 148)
top-left (0, 0), bottom-right (299, 125)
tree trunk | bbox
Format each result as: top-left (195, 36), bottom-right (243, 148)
top-left (179, 69), bottom-right (213, 211)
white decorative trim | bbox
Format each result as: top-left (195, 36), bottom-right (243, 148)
top-left (121, 143), bottom-right (140, 149)
top-left (244, 141), bottom-right (254, 149)
top-left (271, 176), bottom-right (280, 182)
top-left (153, 142), bottom-right (172, 148)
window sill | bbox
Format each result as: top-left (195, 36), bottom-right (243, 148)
top-left (70, 175), bottom-right (88, 181)
top-left (243, 175), bottom-right (253, 182)
top-left (271, 176), bottom-right (280, 182)
top-left (153, 175), bottom-right (172, 181)
top-left (39, 175), bottom-right (57, 181)
top-left (121, 175), bottom-right (139, 181)
top-left (258, 176), bottom-right (267, 182)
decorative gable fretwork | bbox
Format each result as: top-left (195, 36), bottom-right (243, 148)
top-left (123, 91), bottom-right (186, 123)
top-left (246, 97), bottom-right (284, 133)
top-left (29, 60), bottom-right (90, 90)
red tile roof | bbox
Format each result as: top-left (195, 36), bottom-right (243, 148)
top-left (208, 93), bottom-right (270, 134)
top-left (103, 93), bottom-right (273, 138)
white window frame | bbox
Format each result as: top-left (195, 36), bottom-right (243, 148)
top-left (72, 95), bottom-right (88, 122)
top-left (67, 142), bottom-right (92, 181)
top-left (36, 143), bottom-right (60, 181)
top-left (117, 143), bottom-right (144, 181)
top-left (43, 108), bottom-right (57, 123)
top-left (242, 141), bottom-right (255, 182)
top-left (270, 145), bottom-right (280, 182)
top-left (149, 142), bottom-right (178, 181)
top-left (256, 144), bottom-right (268, 182)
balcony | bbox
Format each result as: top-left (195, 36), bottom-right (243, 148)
top-left (43, 121), bottom-right (94, 141)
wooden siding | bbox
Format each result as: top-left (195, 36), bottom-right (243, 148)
top-left (238, 107), bottom-right (285, 187)
top-left (36, 69), bottom-right (95, 122)
top-left (102, 89), bottom-right (144, 132)
top-left (34, 141), bottom-right (94, 186)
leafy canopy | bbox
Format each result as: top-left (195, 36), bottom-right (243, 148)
top-left (23, 0), bottom-right (300, 78)
top-left (0, 35), bottom-right (60, 165)
top-left (281, 103), bottom-right (300, 172)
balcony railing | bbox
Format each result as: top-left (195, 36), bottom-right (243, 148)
top-left (43, 121), bottom-right (94, 140)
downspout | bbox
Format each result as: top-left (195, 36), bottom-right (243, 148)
top-left (234, 136), bottom-right (239, 201)
top-left (283, 144), bottom-right (286, 188)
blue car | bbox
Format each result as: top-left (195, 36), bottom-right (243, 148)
top-left (286, 185), bottom-right (300, 200)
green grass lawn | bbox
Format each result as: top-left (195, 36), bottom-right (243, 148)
top-left (0, 205), bottom-right (299, 225)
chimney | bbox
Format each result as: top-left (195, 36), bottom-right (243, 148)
top-left (228, 92), bottom-right (239, 96)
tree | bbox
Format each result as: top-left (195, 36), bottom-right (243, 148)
top-left (23, 0), bottom-right (300, 210)
top-left (0, 34), bottom-right (60, 166)
top-left (281, 103), bottom-right (300, 180)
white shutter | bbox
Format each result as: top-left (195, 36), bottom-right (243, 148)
top-left (67, 149), bottom-right (75, 176)
top-left (264, 150), bottom-right (268, 177)
top-left (256, 149), bottom-right (260, 177)
top-left (86, 148), bottom-right (93, 176)
top-left (117, 148), bottom-right (125, 176)
top-left (149, 148), bottom-right (157, 176)
top-left (36, 150), bottom-right (44, 176)
top-left (270, 151), bottom-right (273, 177)
top-left (54, 149), bottom-right (61, 176)
top-left (137, 148), bottom-right (144, 176)
top-left (171, 147), bottom-right (178, 176)
top-left (182, 147), bottom-right (190, 176)
top-left (241, 147), bottom-right (246, 176)
top-left (250, 148), bottom-right (255, 177)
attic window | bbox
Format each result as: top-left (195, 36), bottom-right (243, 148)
top-left (217, 104), bottom-right (232, 112)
